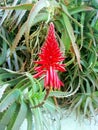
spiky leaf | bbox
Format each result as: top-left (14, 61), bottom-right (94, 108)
top-left (0, 89), bottom-right (20, 112)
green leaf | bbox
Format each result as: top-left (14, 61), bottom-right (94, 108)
top-left (12, 101), bottom-right (27, 130)
top-left (0, 102), bottom-right (17, 130)
top-left (26, 107), bottom-right (33, 130)
top-left (0, 33), bottom-right (10, 46)
top-left (0, 10), bottom-right (9, 26)
top-left (33, 100), bottom-right (44, 130)
top-left (0, 68), bottom-right (21, 74)
top-left (84, 97), bottom-right (90, 116)
top-left (73, 96), bottom-right (83, 110)
top-left (0, 73), bottom-right (19, 80)
top-left (69, 5), bottom-right (94, 15)
top-left (7, 104), bottom-right (20, 130)
top-left (61, 4), bottom-right (82, 27)
top-left (61, 29), bottom-right (71, 51)
top-left (0, 0), bottom-right (19, 26)
top-left (49, 78), bottom-right (80, 98)
top-left (11, 12), bottom-right (48, 52)
top-left (0, 71), bottom-right (25, 87)
top-left (0, 89), bottom-right (20, 112)
top-left (88, 48), bottom-right (97, 69)
top-left (49, 91), bottom-right (68, 98)
top-left (88, 98), bottom-right (96, 118)
top-left (14, 78), bottom-right (28, 89)
top-left (69, 96), bottom-right (81, 110)
top-left (0, 41), bottom-right (7, 65)
top-left (25, 0), bottom-right (49, 48)
top-left (84, 78), bottom-right (91, 93)
top-left (91, 0), bottom-right (98, 9)
top-left (11, 22), bottom-right (26, 52)
top-left (25, 72), bottom-right (38, 94)
top-left (0, 84), bottom-right (9, 100)
top-left (62, 12), bottom-right (82, 70)
top-left (49, 85), bottom-right (80, 98)
top-left (0, 4), bottom-right (34, 10)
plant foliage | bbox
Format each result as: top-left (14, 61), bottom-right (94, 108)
top-left (0, 0), bottom-right (98, 129)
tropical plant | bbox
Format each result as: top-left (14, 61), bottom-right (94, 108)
top-left (0, 0), bottom-right (98, 130)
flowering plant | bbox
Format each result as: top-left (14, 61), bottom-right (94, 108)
top-left (0, 0), bottom-right (98, 130)
top-left (34, 22), bottom-right (66, 90)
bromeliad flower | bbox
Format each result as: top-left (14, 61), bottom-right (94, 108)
top-left (33, 22), bottom-right (66, 89)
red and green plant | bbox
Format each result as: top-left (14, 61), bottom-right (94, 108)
top-left (0, 0), bottom-right (98, 129)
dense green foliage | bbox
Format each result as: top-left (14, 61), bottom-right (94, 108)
top-left (0, 0), bottom-right (98, 129)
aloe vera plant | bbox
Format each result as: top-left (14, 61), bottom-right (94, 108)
top-left (0, 0), bottom-right (98, 129)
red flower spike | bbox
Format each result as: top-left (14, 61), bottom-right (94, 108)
top-left (33, 22), bottom-right (66, 89)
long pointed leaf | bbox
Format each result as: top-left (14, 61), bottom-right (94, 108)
top-left (26, 107), bottom-right (33, 130)
top-left (25, 0), bottom-right (49, 47)
top-left (62, 12), bottom-right (82, 70)
top-left (0, 89), bottom-right (20, 112)
top-left (0, 84), bottom-right (9, 100)
top-left (0, 103), bottom-right (17, 130)
top-left (0, 4), bottom-right (34, 10)
top-left (12, 101), bottom-right (27, 130)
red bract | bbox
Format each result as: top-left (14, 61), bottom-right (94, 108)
top-left (33, 22), bottom-right (66, 89)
